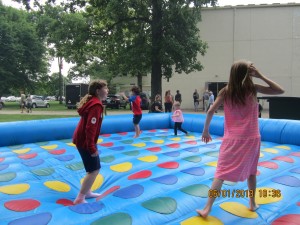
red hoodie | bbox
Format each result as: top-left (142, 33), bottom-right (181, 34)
top-left (73, 96), bottom-right (104, 154)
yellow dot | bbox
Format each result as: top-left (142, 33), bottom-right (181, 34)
top-left (81, 174), bottom-right (104, 191)
top-left (138, 155), bottom-right (158, 163)
top-left (41, 145), bottom-right (58, 150)
top-left (274, 145), bottom-right (290, 150)
top-left (110, 162), bottom-right (132, 172)
top-left (44, 181), bottom-right (71, 192)
top-left (152, 140), bottom-right (164, 144)
top-left (0, 184), bottom-right (30, 195)
top-left (12, 148), bottom-right (31, 154)
top-left (262, 148), bottom-right (278, 154)
top-left (170, 137), bottom-right (181, 141)
top-left (67, 143), bottom-right (76, 147)
top-left (220, 202), bottom-right (258, 218)
top-left (181, 216), bottom-right (223, 225)
top-left (205, 161), bottom-right (218, 167)
top-left (132, 143), bottom-right (146, 147)
top-left (255, 187), bottom-right (283, 204)
top-left (97, 139), bottom-right (103, 144)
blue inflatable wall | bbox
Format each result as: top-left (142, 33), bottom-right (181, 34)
top-left (0, 113), bottom-right (299, 225)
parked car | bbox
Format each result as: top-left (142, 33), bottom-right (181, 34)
top-left (31, 95), bottom-right (50, 108)
top-left (140, 92), bottom-right (150, 110)
top-left (6, 96), bottom-right (17, 102)
top-left (104, 94), bottom-right (127, 109)
top-left (0, 99), bottom-right (4, 109)
top-left (128, 92), bottom-right (151, 110)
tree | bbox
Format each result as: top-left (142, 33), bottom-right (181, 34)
top-left (83, 0), bottom-right (217, 97)
top-left (0, 2), bottom-right (48, 97)
top-left (32, 4), bottom-right (90, 103)
top-left (15, 0), bottom-right (217, 98)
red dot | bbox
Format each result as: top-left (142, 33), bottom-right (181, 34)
top-left (5, 199), bottom-right (40, 212)
top-left (158, 161), bottom-right (179, 169)
top-left (128, 170), bottom-right (152, 180)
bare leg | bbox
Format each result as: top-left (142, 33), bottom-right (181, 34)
top-left (133, 124), bottom-right (141, 138)
top-left (196, 178), bottom-right (224, 218)
top-left (73, 170), bottom-right (99, 204)
top-left (247, 174), bottom-right (259, 211)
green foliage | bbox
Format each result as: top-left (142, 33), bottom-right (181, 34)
top-left (0, 3), bottom-right (48, 96)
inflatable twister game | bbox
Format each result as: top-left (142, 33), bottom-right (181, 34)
top-left (0, 113), bottom-right (299, 225)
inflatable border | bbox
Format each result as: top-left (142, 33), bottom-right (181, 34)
top-left (1, 113), bottom-right (300, 147)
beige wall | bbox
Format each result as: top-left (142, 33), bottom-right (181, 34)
top-left (112, 4), bottom-right (300, 110)
top-left (163, 3), bottom-right (300, 109)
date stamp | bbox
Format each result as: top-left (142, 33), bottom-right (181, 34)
top-left (208, 188), bottom-right (282, 198)
top-left (208, 189), bottom-right (254, 198)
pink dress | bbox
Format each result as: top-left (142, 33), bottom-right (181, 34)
top-left (215, 95), bottom-right (260, 182)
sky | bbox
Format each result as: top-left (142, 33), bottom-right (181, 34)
top-left (3, 0), bottom-right (300, 75)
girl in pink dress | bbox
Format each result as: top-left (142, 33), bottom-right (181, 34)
top-left (197, 60), bottom-right (284, 217)
top-left (172, 101), bottom-right (188, 136)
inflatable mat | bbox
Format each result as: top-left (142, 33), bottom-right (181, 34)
top-left (0, 113), bottom-right (299, 225)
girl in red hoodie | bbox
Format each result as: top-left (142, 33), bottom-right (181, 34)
top-left (73, 80), bottom-right (109, 205)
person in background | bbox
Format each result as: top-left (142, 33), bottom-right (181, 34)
top-left (203, 90), bottom-right (209, 112)
top-left (196, 60), bottom-right (284, 218)
top-left (258, 99), bottom-right (263, 118)
top-left (206, 91), bottom-right (215, 112)
top-left (26, 94), bottom-right (32, 113)
top-left (175, 90), bottom-right (182, 104)
top-left (172, 101), bottom-right (188, 136)
top-left (20, 94), bottom-right (26, 113)
top-left (193, 89), bottom-right (200, 112)
top-left (122, 86), bottom-right (143, 138)
top-left (72, 80), bottom-right (109, 205)
top-left (150, 94), bottom-right (164, 113)
top-left (164, 90), bottom-right (173, 113)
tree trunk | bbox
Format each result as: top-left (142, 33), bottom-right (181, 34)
top-left (151, 0), bottom-right (163, 99)
top-left (58, 57), bottom-right (63, 104)
top-left (137, 72), bottom-right (143, 92)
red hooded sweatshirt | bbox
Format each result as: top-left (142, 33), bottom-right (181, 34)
top-left (73, 96), bottom-right (104, 154)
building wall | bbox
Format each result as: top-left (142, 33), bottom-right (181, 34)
top-left (163, 3), bottom-right (300, 109)
top-left (111, 4), bottom-right (300, 110)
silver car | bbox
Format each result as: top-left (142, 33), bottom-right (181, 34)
top-left (31, 95), bottom-right (50, 108)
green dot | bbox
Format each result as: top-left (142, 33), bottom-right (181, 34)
top-left (31, 168), bottom-right (55, 176)
top-left (35, 142), bottom-right (49, 146)
top-left (8, 145), bottom-right (24, 149)
top-left (101, 155), bottom-right (115, 163)
top-left (121, 140), bottom-right (134, 144)
top-left (142, 197), bottom-right (177, 214)
top-left (180, 184), bottom-right (209, 197)
top-left (91, 213), bottom-right (132, 225)
top-left (183, 156), bottom-right (202, 163)
top-left (0, 172), bottom-right (16, 182)
top-left (123, 150), bottom-right (140, 156)
top-left (66, 161), bottom-right (84, 171)
top-left (140, 137), bottom-right (152, 141)
top-left (205, 151), bottom-right (219, 157)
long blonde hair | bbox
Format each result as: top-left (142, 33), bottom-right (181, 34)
top-left (77, 80), bottom-right (107, 109)
top-left (224, 60), bottom-right (256, 106)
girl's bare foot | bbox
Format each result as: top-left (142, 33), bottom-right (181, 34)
top-left (196, 209), bottom-right (210, 218)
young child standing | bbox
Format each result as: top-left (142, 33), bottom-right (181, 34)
top-left (197, 60), bottom-right (284, 217)
top-left (72, 80), bottom-right (109, 205)
top-left (122, 86), bottom-right (142, 138)
top-left (171, 101), bottom-right (188, 136)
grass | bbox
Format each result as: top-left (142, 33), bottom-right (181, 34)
top-left (0, 101), bottom-right (130, 122)
top-left (2, 101), bottom-right (69, 111)
top-left (0, 115), bottom-right (78, 123)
